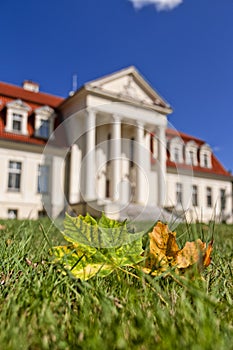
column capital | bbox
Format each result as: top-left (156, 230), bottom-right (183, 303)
top-left (156, 124), bottom-right (166, 132)
top-left (136, 120), bottom-right (144, 127)
top-left (112, 114), bottom-right (121, 123)
top-left (85, 108), bottom-right (96, 118)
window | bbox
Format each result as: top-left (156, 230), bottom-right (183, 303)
top-left (176, 183), bottom-right (183, 205)
top-left (12, 113), bottom-right (23, 132)
top-left (5, 99), bottom-right (30, 134)
top-left (200, 144), bottom-right (212, 168)
top-left (220, 189), bottom-right (226, 210)
top-left (185, 141), bottom-right (198, 166)
top-left (192, 185), bottom-right (198, 207)
top-left (38, 210), bottom-right (47, 218)
top-left (106, 179), bottom-right (110, 198)
top-left (169, 137), bottom-right (184, 164)
top-left (34, 106), bottom-right (54, 139)
top-left (174, 147), bottom-right (180, 163)
top-left (38, 165), bottom-right (49, 193)
top-left (188, 150), bottom-right (194, 165)
top-left (8, 161), bottom-right (21, 191)
top-left (130, 137), bottom-right (134, 167)
top-left (107, 133), bottom-right (111, 163)
top-left (38, 119), bottom-right (50, 138)
top-left (8, 209), bottom-right (18, 219)
top-left (203, 153), bottom-right (208, 167)
top-left (206, 187), bottom-right (212, 207)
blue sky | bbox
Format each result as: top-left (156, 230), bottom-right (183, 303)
top-left (0, 0), bottom-right (232, 171)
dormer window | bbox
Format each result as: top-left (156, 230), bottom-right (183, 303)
top-left (5, 99), bottom-right (31, 135)
top-left (169, 137), bottom-right (183, 163)
top-left (38, 119), bottom-right (50, 138)
top-left (188, 150), bottom-right (194, 164)
top-left (185, 141), bottom-right (198, 166)
top-left (203, 154), bottom-right (208, 167)
top-left (34, 106), bottom-right (54, 139)
top-left (200, 144), bottom-right (212, 168)
top-left (12, 113), bottom-right (23, 132)
top-left (174, 147), bottom-right (180, 163)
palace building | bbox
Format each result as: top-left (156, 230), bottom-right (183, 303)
top-left (0, 67), bottom-right (232, 222)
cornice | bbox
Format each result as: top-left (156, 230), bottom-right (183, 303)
top-left (85, 86), bottom-right (172, 115)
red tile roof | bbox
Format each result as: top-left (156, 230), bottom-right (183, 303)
top-left (0, 81), bottom-right (64, 108)
top-left (0, 80), bottom-right (64, 146)
top-left (166, 128), bottom-right (231, 178)
top-left (166, 128), bottom-right (204, 146)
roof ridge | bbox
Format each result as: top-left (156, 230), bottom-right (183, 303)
top-left (0, 81), bottom-right (64, 100)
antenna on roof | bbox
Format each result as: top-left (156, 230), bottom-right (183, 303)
top-left (69, 74), bottom-right (78, 96)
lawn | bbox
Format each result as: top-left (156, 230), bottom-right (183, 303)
top-left (0, 218), bottom-right (232, 350)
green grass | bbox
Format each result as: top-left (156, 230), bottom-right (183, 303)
top-left (0, 219), bottom-right (232, 350)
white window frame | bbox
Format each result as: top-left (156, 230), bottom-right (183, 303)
top-left (37, 165), bottom-right (49, 194)
top-left (12, 113), bottom-right (23, 132)
top-left (5, 99), bottom-right (31, 135)
top-left (169, 137), bottom-right (184, 163)
top-left (34, 106), bottom-right (55, 139)
top-left (206, 187), bottom-right (212, 208)
top-left (192, 185), bottom-right (198, 207)
top-left (220, 188), bottom-right (226, 211)
top-left (200, 144), bottom-right (212, 168)
top-left (176, 182), bottom-right (183, 205)
top-left (8, 161), bottom-right (22, 192)
top-left (185, 141), bottom-right (198, 166)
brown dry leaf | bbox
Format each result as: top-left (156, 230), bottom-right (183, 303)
top-left (143, 221), bottom-right (213, 276)
top-left (176, 239), bottom-right (206, 269)
top-left (143, 222), bottom-right (180, 274)
top-left (150, 221), bottom-right (179, 258)
top-left (203, 239), bottom-right (214, 267)
top-left (0, 224), bottom-right (6, 230)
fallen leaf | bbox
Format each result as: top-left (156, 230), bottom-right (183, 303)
top-left (203, 239), bottom-right (214, 267)
top-left (143, 221), bottom-right (213, 276)
top-left (176, 239), bottom-right (206, 269)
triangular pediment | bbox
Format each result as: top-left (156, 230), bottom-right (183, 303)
top-left (35, 105), bottom-right (54, 116)
top-left (85, 66), bottom-right (171, 110)
top-left (6, 99), bottom-right (31, 111)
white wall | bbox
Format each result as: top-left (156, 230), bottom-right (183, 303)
top-left (166, 172), bottom-right (232, 223)
top-left (0, 147), bottom-right (65, 219)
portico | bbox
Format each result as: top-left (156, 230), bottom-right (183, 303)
top-left (67, 66), bottom-right (172, 218)
top-left (81, 103), bottom-right (168, 208)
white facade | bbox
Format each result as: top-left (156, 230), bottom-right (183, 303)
top-left (0, 80), bottom-right (66, 220)
top-left (59, 67), bottom-right (232, 223)
top-left (0, 66), bottom-right (232, 222)
top-left (166, 172), bottom-right (232, 223)
top-left (0, 142), bottom-right (66, 219)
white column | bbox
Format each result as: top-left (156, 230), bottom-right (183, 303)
top-left (135, 121), bottom-right (144, 203)
top-left (157, 125), bottom-right (167, 206)
top-left (111, 115), bottom-right (121, 201)
top-left (85, 109), bottom-right (96, 201)
top-left (69, 144), bottom-right (81, 204)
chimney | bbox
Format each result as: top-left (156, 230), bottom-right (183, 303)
top-left (22, 80), bottom-right (39, 93)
